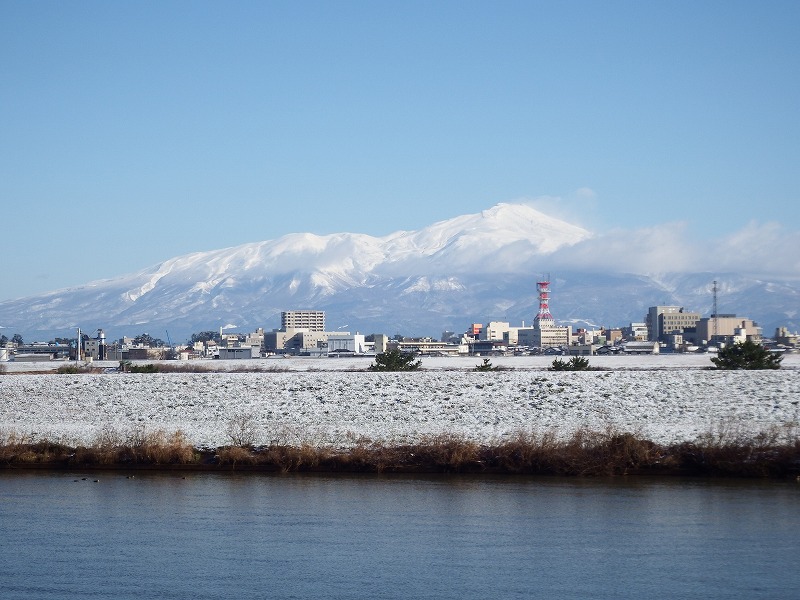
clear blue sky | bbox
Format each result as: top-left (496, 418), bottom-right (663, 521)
top-left (2, 0), bottom-right (799, 300)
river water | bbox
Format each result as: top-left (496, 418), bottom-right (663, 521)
top-left (1, 472), bottom-right (797, 599)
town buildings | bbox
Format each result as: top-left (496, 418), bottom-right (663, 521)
top-left (2, 279), bottom-right (790, 361)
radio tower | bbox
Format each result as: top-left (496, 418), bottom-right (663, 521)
top-left (534, 276), bottom-right (554, 327)
top-left (712, 280), bottom-right (719, 341)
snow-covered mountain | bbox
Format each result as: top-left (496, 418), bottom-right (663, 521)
top-left (1, 203), bottom-right (798, 341)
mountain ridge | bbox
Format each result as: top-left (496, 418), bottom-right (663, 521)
top-left (1, 203), bottom-right (797, 341)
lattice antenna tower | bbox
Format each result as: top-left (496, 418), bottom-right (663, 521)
top-left (534, 274), bottom-right (554, 325)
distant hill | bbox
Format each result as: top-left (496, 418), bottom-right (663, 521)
top-left (1, 203), bottom-right (797, 342)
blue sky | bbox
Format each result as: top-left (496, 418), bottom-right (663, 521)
top-left (2, 0), bottom-right (799, 300)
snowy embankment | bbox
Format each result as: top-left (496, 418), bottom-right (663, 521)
top-left (1, 354), bottom-right (798, 448)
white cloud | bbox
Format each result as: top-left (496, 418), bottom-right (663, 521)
top-left (549, 220), bottom-right (800, 278)
top-left (707, 221), bottom-right (800, 275)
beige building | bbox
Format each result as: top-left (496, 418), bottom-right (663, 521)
top-left (695, 315), bottom-right (761, 344)
top-left (479, 321), bottom-right (521, 345)
top-left (480, 321), bottom-right (510, 342)
top-left (264, 328), bottom-right (341, 353)
top-left (517, 324), bottom-right (571, 349)
top-left (646, 306), bottom-right (700, 341)
top-left (281, 310), bottom-right (325, 332)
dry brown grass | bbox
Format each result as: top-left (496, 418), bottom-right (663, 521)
top-left (665, 424), bottom-right (800, 477)
top-left (0, 430), bottom-right (75, 464)
top-left (216, 446), bottom-right (258, 466)
top-left (67, 427), bottom-right (197, 466)
top-left (480, 429), bottom-right (659, 476)
top-left (1, 425), bottom-right (798, 477)
top-left (262, 444), bottom-right (332, 472)
top-left (406, 434), bottom-right (482, 472)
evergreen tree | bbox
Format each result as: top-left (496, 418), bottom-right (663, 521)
top-left (189, 330), bottom-right (222, 344)
top-left (551, 356), bottom-right (591, 371)
top-left (368, 349), bottom-right (422, 371)
top-left (711, 340), bottom-right (782, 370)
top-left (133, 333), bottom-right (165, 347)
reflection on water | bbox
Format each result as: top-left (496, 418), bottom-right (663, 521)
top-left (1, 472), bottom-right (797, 599)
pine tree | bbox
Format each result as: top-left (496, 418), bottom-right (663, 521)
top-left (368, 349), bottom-right (422, 371)
top-left (711, 340), bottom-right (782, 370)
top-left (551, 356), bottom-right (591, 371)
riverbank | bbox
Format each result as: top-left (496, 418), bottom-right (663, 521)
top-left (2, 428), bottom-right (799, 478)
top-left (2, 368), bottom-right (798, 447)
top-left (3, 359), bottom-right (798, 477)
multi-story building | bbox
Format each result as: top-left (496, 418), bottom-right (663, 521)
top-left (601, 328), bottom-right (623, 345)
top-left (478, 321), bottom-right (521, 345)
top-left (83, 329), bottom-right (108, 360)
top-left (646, 306), bottom-right (700, 342)
top-left (480, 321), bottom-right (509, 342)
top-left (281, 310), bottom-right (325, 332)
top-left (695, 315), bottom-right (761, 344)
top-left (264, 328), bottom-right (340, 354)
top-left (623, 322), bottom-right (648, 341)
top-left (517, 325), bottom-right (571, 349)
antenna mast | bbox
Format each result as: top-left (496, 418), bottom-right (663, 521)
top-left (712, 280), bottom-right (719, 341)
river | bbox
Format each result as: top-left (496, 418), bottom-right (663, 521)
top-left (1, 472), bottom-right (797, 599)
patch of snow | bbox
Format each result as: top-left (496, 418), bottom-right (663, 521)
top-left (1, 355), bottom-right (797, 448)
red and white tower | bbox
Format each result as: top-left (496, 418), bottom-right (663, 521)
top-left (534, 278), bottom-right (554, 327)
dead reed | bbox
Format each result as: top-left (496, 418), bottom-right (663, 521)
top-left (1, 426), bottom-right (798, 478)
top-left (67, 426), bottom-right (197, 466)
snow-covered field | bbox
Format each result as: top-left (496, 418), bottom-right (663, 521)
top-left (1, 355), bottom-right (798, 448)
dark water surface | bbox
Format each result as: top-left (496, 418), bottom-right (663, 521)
top-left (0, 472), bottom-right (797, 599)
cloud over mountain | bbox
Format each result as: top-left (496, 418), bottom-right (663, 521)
top-left (1, 202), bottom-right (797, 341)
